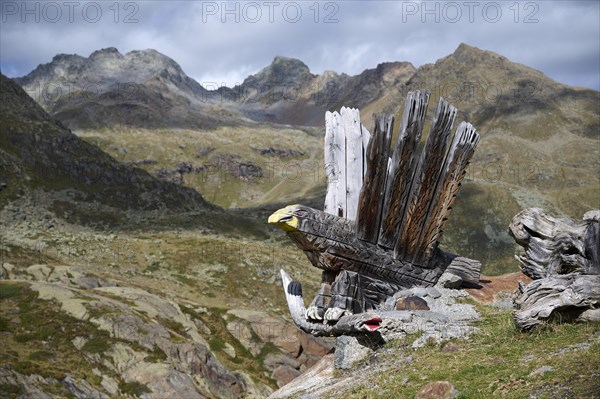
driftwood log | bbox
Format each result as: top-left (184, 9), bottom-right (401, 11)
top-left (269, 91), bottom-right (482, 336)
top-left (510, 208), bottom-right (600, 330)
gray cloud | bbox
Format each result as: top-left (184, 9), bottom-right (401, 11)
top-left (1, 1), bottom-right (598, 89)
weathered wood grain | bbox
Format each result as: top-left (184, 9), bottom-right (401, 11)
top-left (356, 113), bottom-right (394, 243)
top-left (324, 110), bottom-right (346, 218)
top-left (509, 208), bottom-right (599, 278)
top-left (514, 273), bottom-right (600, 330)
top-left (444, 256), bottom-right (482, 285)
top-left (510, 208), bottom-right (600, 330)
top-left (395, 98), bottom-right (456, 261)
top-left (378, 91), bottom-right (430, 249)
top-left (361, 125), bottom-right (371, 179)
top-left (324, 108), bottom-right (370, 221)
top-left (343, 107), bottom-right (364, 221)
top-left (414, 122), bottom-right (480, 264)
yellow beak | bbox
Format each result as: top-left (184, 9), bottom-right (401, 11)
top-left (268, 206), bottom-right (299, 232)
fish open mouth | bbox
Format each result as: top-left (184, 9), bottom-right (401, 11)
top-left (361, 317), bottom-right (382, 332)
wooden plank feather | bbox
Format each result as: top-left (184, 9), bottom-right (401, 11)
top-left (413, 122), bottom-right (480, 264)
top-left (343, 107), bottom-right (364, 221)
top-left (356, 113), bottom-right (394, 243)
top-left (395, 98), bottom-right (456, 261)
top-left (324, 111), bottom-right (346, 217)
top-left (378, 91), bottom-right (430, 249)
top-left (361, 125), bottom-right (371, 179)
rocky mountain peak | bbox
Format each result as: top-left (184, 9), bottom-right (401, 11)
top-left (51, 53), bottom-right (85, 63)
top-left (16, 47), bottom-right (206, 109)
top-left (89, 47), bottom-right (123, 60)
top-left (447, 42), bottom-right (508, 65)
top-left (243, 55), bottom-right (314, 87)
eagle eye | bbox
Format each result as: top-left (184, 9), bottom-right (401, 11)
top-left (294, 210), bottom-right (307, 217)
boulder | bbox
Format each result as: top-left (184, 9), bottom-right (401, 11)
top-left (436, 272), bottom-right (463, 289)
top-left (415, 381), bottom-right (459, 399)
top-left (272, 365), bottom-right (301, 387)
top-left (26, 264), bottom-right (53, 281)
top-left (395, 296), bottom-right (430, 311)
top-left (333, 336), bottom-right (373, 370)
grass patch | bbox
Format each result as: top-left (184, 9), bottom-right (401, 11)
top-left (0, 383), bottom-right (22, 398)
top-left (0, 315), bottom-right (12, 332)
top-left (0, 283), bottom-right (23, 299)
top-left (0, 281), bottom-right (118, 393)
top-left (333, 306), bottom-right (600, 399)
top-left (144, 345), bottom-right (168, 363)
top-left (28, 350), bottom-right (55, 361)
top-left (118, 380), bottom-right (152, 397)
top-left (82, 334), bottom-right (111, 354)
top-left (157, 317), bottom-right (190, 340)
top-left (208, 336), bottom-right (227, 352)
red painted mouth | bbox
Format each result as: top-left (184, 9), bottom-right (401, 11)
top-left (362, 317), bottom-right (382, 331)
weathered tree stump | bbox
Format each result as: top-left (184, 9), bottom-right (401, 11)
top-left (269, 91), bottom-right (483, 336)
top-left (510, 208), bottom-right (600, 330)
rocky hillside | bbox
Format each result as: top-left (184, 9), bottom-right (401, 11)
top-left (0, 263), bottom-right (333, 398)
top-left (0, 73), bottom-right (268, 236)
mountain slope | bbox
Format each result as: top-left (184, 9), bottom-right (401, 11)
top-left (0, 72), bottom-right (208, 209)
top-left (393, 44), bottom-right (600, 272)
top-left (0, 73), bottom-right (267, 234)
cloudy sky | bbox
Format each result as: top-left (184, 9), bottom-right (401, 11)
top-left (1, 1), bottom-right (599, 89)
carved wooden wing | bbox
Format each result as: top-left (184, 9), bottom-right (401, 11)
top-left (323, 91), bottom-right (480, 265)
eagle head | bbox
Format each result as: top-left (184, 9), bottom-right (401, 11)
top-left (268, 204), bottom-right (310, 232)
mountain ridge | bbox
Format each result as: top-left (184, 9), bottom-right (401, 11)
top-left (15, 43), bottom-right (599, 130)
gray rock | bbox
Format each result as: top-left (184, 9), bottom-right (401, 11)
top-left (416, 380), bottom-right (459, 399)
top-left (377, 287), bottom-right (479, 349)
top-left (264, 354), bottom-right (301, 370)
top-left (72, 275), bottom-right (117, 289)
top-left (393, 289), bottom-right (414, 299)
top-left (71, 336), bottom-right (87, 350)
top-left (577, 308), bottom-right (600, 322)
top-left (529, 366), bottom-right (554, 377)
top-left (426, 287), bottom-right (442, 299)
top-left (2, 263), bottom-right (15, 273)
top-left (412, 287), bottom-right (428, 297)
top-left (379, 311), bottom-right (413, 322)
top-left (272, 365), bottom-right (301, 387)
top-left (100, 375), bottom-right (119, 395)
top-left (26, 265), bottom-right (52, 281)
top-left (223, 343), bottom-right (236, 358)
top-left (192, 317), bottom-right (211, 335)
top-left (436, 272), bottom-right (463, 289)
top-left (63, 376), bottom-right (110, 399)
top-left (334, 335), bottom-right (373, 370)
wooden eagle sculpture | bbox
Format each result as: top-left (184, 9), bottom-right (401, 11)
top-left (269, 91), bottom-right (482, 336)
